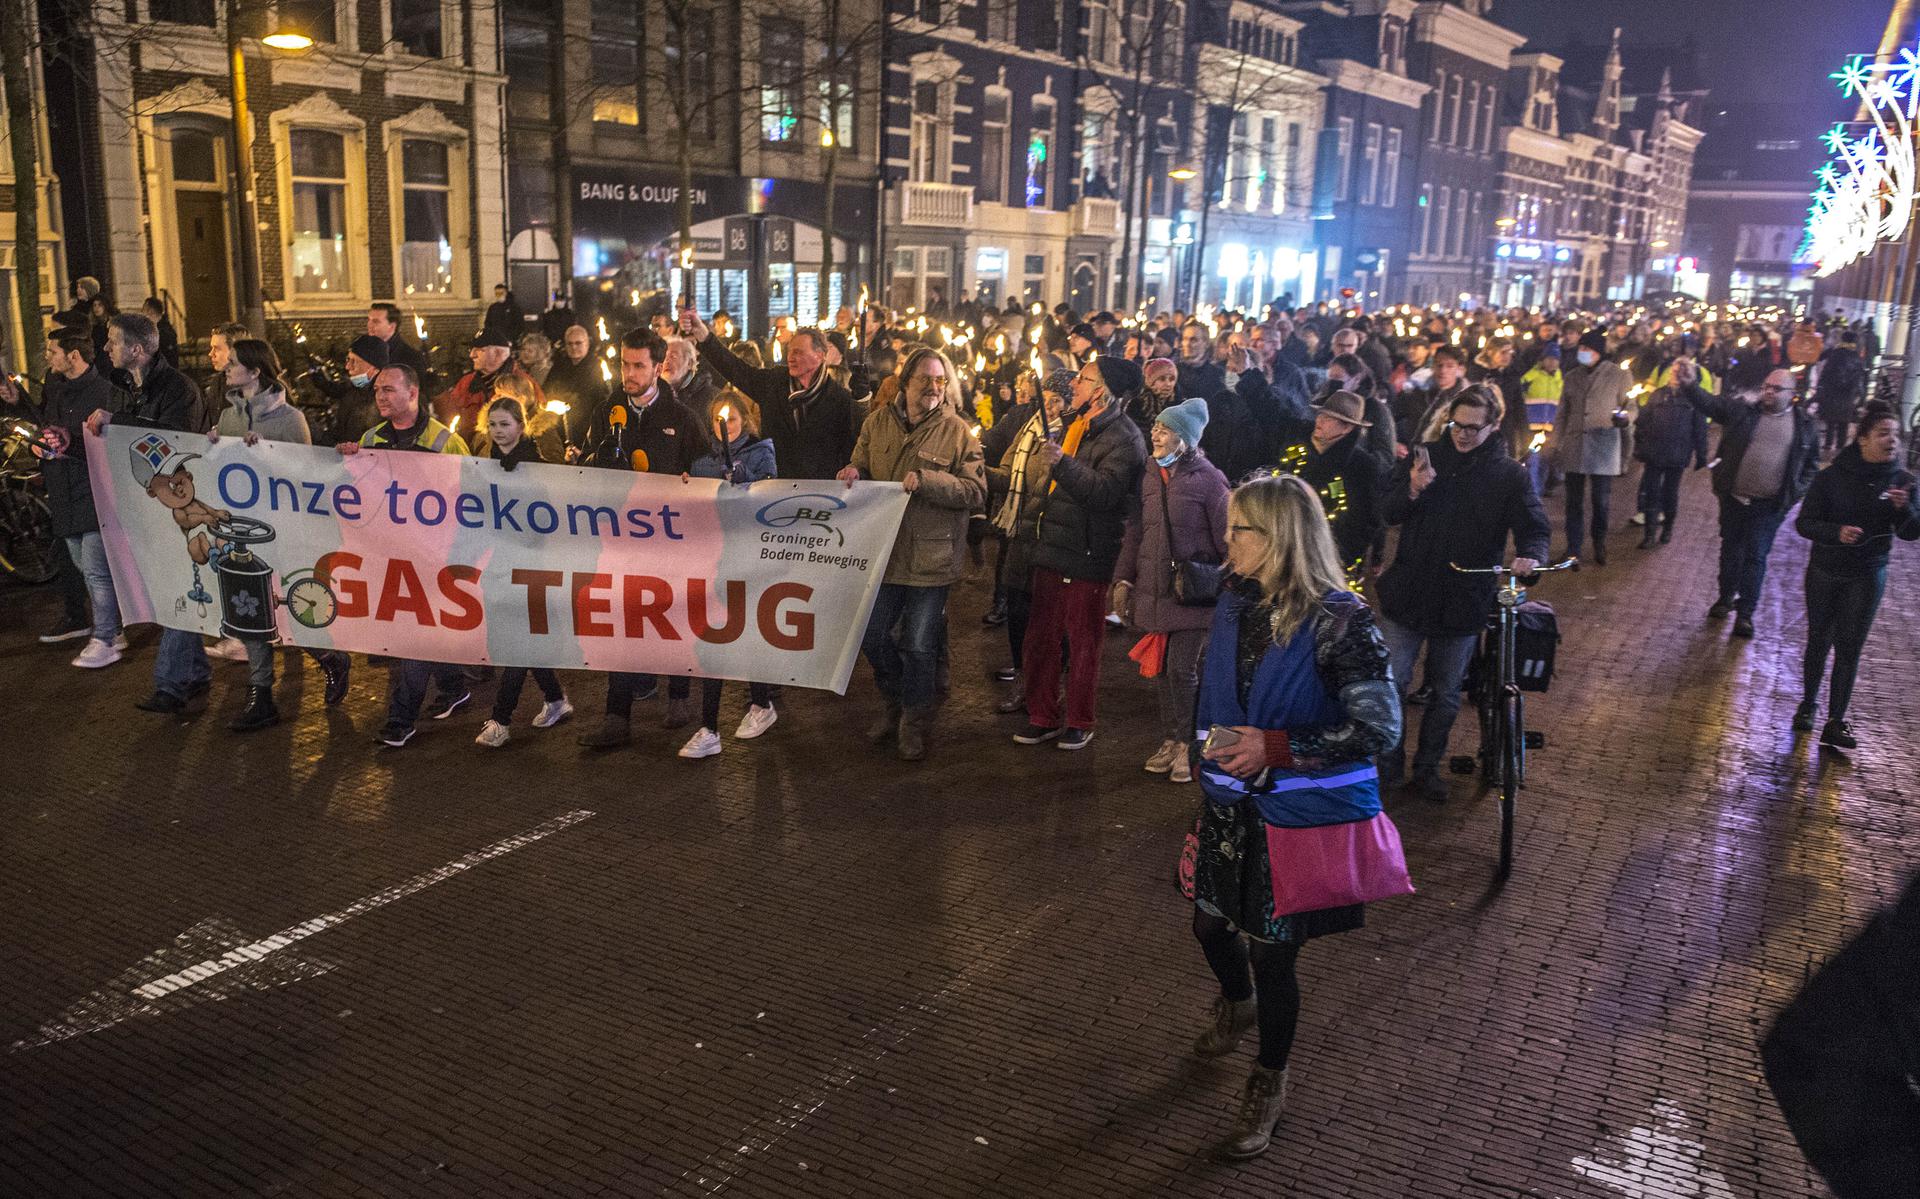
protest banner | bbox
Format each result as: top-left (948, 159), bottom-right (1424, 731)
top-left (87, 427), bottom-right (909, 693)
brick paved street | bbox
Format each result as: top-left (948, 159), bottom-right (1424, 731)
top-left (1, 465), bottom-right (1911, 1198)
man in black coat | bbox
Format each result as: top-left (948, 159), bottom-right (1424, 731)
top-left (1376, 384), bottom-right (1549, 801)
top-left (368, 303), bottom-right (431, 379)
top-left (1015, 356), bottom-right (1147, 749)
top-left (85, 313), bottom-right (210, 712)
top-left (1271, 390), bottom-right (1381, 585)
top-left (572, 328), bottom-right (712, 747)
top-left (7, 330), bottom-right (120, 657)
top-left (683, 313), bottom-right (858, 481)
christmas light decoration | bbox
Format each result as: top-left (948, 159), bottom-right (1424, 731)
top-left (1804, 47), bottom-right (1919, 276)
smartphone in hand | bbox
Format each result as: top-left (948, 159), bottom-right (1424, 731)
top-left (1202, 724), bottom-right (1242, 757)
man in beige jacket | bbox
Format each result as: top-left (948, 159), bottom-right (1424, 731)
top-left (838, 347), bottom-right (986, 760)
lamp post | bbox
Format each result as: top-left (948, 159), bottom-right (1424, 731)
top-left (224, 0), bottom-right (312, 335)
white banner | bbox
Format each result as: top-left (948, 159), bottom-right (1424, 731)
top-left (87, 427), bottom-right (909, 693)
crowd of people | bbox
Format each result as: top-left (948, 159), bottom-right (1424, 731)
top-left (3, 277), bottom-right (1912, 1161)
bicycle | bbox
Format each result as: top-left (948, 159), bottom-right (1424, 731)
top-left (0, 420), bottom-right (59, 585)
top-left (1446, 558), bottom-right (1577, 878)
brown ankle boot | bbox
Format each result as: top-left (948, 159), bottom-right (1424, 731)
top-left (1192, 996), bottom-right (1257, 1057)
top-left (1214, 1065), bottom-right (1289, 1160)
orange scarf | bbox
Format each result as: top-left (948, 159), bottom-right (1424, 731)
top-left (1049, 410), bottom-right (1092, 493)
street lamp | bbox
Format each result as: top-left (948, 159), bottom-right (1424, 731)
top-left (226, 2), bottom-right (313, 334)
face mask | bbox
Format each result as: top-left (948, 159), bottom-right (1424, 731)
top-left (1576, 350), bottom-right (1598, 367)
top-left (1154, 449), bottom-right (1182, 467)
top-left (350, 372), bottom-right (372, 387)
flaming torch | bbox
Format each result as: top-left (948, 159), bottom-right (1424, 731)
top-left (715, 403), bottom-right (735, 477)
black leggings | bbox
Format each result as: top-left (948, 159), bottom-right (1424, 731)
top-left (1803, 565), bottom-right (1886, 724)
top-left (1192, 909), bottom-right (1303, 1070)
top-left (700, 676), bottom-right (772, 731)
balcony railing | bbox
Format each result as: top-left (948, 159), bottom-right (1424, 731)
top-left (900, 180), bottom-right (975, 226)
top-left (1074, 197), bottom-right (1122, 237)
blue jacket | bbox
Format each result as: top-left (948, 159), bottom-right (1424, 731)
top-left (691, 433), bottom-right (777, 485)
top-left (1194, 588), bottom-right (1381, 828)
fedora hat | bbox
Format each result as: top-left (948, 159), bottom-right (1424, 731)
top-left (1311, 389), bottom-right (1372, 427)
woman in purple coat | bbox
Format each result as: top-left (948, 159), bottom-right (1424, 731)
top-left (1114, 398), bottom-right (1230, 783)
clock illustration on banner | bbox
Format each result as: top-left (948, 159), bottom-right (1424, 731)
top-left (283, 571), bottom-right (339, 629)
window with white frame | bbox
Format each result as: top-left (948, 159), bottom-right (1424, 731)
top-left (760, 19), bottom-right (803, 145)
top-left (1259, 117), bottom-right (1277, 212)
top-left (391, 0), bottom-right (442, 57)
top-left (909, 79), bottom-right (952, 182)
top-left (985, 0), bottom-right (1015, 42)
top-left (396, 139), bottom-right (454, 295)
top-left (1428, 70), bottom-right (1445, 141)
top-left (1284, 122), bottom-right (1301, 210)
top-left (818, 63), bottom-right (856, 150)
top-left (1333, 116), bottom-right (1353, 202)
top-left (1463, 82), bottom-right (1479, 149)
top-left (1359, 122), bottom-right (1380, 205)
top-left (288, 129), bottom-right (350, 294)
top-left (1381, 127), bottom-right (1401, 208)
top-left (1025, 99), bottom-right (1056, 208)
top-left (1417, 183), bottom-right (1433, 255)
top-left (1434, 186), bottom-right (1451, 258)
top-left (1087, 0), bottom-right (1117, 66)
top-left (1446, 76), bottom-right (1462, 146)
top-left (1479, 88), bottom-right (1496, 152)
top-left (980, 89), bottom-right (1011, 204)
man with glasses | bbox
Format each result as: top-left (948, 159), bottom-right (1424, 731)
top-left (1012, 356), bottom-right (1146, 751)
top-left (1686, 367), bottom-right (1820, 639)
top-left (838, 347), bottom-right (985, 761)
top-left (1376, 385), bottom-right (1549, 802)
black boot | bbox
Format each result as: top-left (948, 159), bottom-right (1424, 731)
top-left (1659, 520), bottom-right (1673, 544)
top-left (1592, 538), bottom-right (1608, 567)
top-left (321, 654), bottom-right (351, 706)
top-left (866, 702), bottom-right (902, 744)
top-left (981, 595), bottom-right (1008, 627)
top-left (897, 705), bottom-right (934, 761)
top-left (1639, 523), bottom-right (1658, 549)
top-left (228, 686), bottom-right (281, 733)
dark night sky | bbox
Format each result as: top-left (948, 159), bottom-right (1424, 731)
top-left (1492, 0), bottom-right (1891, 114)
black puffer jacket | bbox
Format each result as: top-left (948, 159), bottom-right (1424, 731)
top-left (20, 369), bottom-right (113, 536)
top-left (1031, 402), bottom-right (1147, 583)
top-left (1377, 435), bottom-right (1551, 636)
top-left (1633, 391), bottom-right (1710, 471)
top-left (1795, 444), bottom-right (1920, 577)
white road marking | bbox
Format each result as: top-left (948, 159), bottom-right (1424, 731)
top-left (1572, 1099), bottom-right (1737, 1198)
top-left (10, 809), bottom-right (596, 1053)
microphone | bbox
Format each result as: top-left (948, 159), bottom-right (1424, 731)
top-left (606, 402), bottom-right (627, 428)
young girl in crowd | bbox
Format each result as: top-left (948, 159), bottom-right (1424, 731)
top-left (472, 397), bottom-right (573, 746)
top-left (679, 388), bottom-right (779, 759)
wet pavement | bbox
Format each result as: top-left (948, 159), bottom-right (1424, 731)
top-left (1, 464), bottom-right (1908, 1197)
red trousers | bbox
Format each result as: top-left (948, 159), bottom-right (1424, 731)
top-left (1021, 570), bottom-right (1108, 730)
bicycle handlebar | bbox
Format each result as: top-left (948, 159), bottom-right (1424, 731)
top-left (1448, 558), bottom-right (1579, 577)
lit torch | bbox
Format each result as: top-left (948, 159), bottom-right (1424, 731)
top-left (544, 399), bottom-right (572, 449)
top-left (715, 403), bottom-right (735, 477)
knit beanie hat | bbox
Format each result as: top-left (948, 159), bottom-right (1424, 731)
top-left (1577, 329), bottom-right (1607, 354)
top-left (348, 335), bottom-right (390, 369)
top-left (1154, 397), bottom-right (1210, 448)
top-left (1092, 355), bottom-right (1144, 399)
top-left (1043, 368), bottom-right (1076, 403)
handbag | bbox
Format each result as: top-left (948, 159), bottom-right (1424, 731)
top-left (1263, 813), bottom-right (1415, 917)
top-left (1158, 465), bottom-right (1224, 607)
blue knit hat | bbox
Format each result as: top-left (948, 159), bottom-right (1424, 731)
top-left (1154, 397), bottom-right (1209, 448)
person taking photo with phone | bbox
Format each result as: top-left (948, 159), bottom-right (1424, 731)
top-left (1375, 384), bottom-right (1549, 802)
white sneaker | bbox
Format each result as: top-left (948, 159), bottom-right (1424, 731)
top-left (1170, 755), bottom-right (1193, 784)
top-left (112, 632), bottom-right (129, 652)
top-left (678, 727), bottom-right (723, 759)
top-left (533, 697), bottom-right (574, 728)
top-left (735, 704), bottom-right (778, 740)
top-left (474, 720), bottom-right (511, 748)
top-left (208, 636), bottom-right (249, 661)
top-left (71, 637), bottom-right (122, 669)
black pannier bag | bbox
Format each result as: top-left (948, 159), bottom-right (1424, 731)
top-left (1465, 600), bottom-right (1560, 697)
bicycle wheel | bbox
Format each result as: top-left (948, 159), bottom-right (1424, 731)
top-left (1497, 688), bottom-right (1522, 876)
top-left (0, 488), bottom-right (58, 585)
